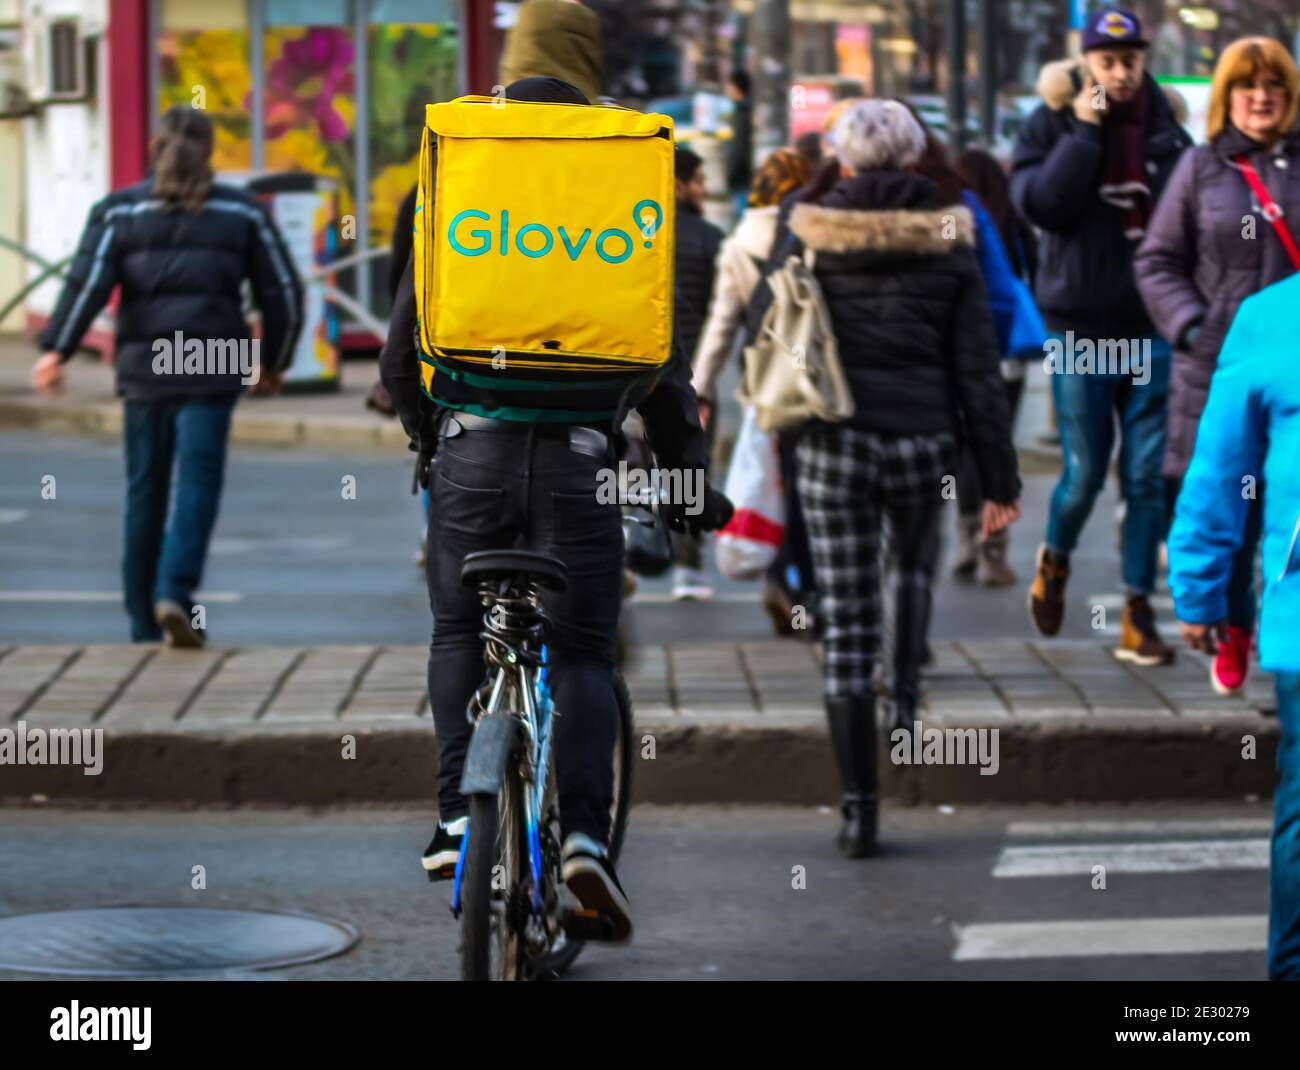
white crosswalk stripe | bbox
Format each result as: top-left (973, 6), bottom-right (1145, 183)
top-left (993, 838), bottom-right (1268, 878)
top-left (954, 916), bottom-right (1267, 961)
top-left (954, 817), bottom-right (1269, 962)
top-left (1006, 818), bottom-right (1271, 837)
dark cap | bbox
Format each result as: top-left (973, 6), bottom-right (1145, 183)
top-left (1081, 7), bottom-right (1148, 52)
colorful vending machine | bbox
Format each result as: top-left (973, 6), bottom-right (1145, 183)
top-left (219, 171), bottom-right (341, 392)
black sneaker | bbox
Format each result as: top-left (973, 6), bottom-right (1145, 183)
top-left (560, 832), bottom-right (633, 944)
top-left (421, 816), bottom-right (466, 881)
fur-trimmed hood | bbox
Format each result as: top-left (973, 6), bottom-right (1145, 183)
top-left (1036, 57), bottom-right (1188, 127)
top-left (789, 201), bottom-right (975, 255)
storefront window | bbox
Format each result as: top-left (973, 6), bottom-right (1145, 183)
top-left (155, 0), bottom-right (460, 334)
top-left (158, 0), bottom-right (252, 170)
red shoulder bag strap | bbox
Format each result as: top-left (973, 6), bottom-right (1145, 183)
top-left (1235, 154), bottom-right (1300, 272)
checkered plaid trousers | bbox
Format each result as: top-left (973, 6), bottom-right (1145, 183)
top-left (795, 423), bottom-right (955, 698)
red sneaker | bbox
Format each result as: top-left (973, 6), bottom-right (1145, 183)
top-left (1211, 626), bottom-right (1253, 696)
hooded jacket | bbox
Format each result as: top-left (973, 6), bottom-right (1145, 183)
top-left (1135, 123), bottom-right (1300, 479)
top-left (781, 170), bottom-right (1020, 505)
top-left (1168, 272), bottom-right (1300, 672)
top-left (1010, 60), bottom-right (1191, 337)
top-left (37, 179), bottom-right (303, 399)
top-left (499, 0), bottom-right (604, 103)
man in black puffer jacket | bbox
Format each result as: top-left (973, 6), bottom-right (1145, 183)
top-left (32, 107), bottom-right (302, 646)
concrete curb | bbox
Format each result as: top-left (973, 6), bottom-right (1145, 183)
top-left (0, 717), bottom-right (1278, 808)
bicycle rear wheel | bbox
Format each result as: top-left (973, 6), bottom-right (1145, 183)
top-left (460, 771), bottom-right (527, 981)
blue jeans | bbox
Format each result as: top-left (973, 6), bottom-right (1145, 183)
top-left (122, 396), bottom-right (235, 641)
top-left (1271, 672), bottom-right (1300, 979)
top-left (1045, 335), bottom-right (1170, 595)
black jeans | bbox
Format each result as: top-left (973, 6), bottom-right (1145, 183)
top-left (425, 424), bottom-right (624, 845)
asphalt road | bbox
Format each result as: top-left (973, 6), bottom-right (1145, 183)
top-left (0, 801), bottom-right (1271, 981)
top-left (0, 430), bottom-right (1149, 646)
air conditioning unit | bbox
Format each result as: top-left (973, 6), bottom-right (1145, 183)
top-left (24, 15), bottom-right (97, 105)
top-left (0, 25), bottom-right (33, 118)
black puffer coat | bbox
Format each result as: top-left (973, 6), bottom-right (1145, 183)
top-left (783, 170), bottom-right (1020, 505)
top-left (38, 179), bottom-right (303, 399)
top-left (673, 204), bottom-right (723, 364)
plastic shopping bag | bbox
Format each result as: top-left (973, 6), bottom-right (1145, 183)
top-left (715, 407), bottom-right (786, 581)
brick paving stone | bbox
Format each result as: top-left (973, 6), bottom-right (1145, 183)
top-left (261, 645), bottom-right (374, 721)
top-left (183, 648), bottom-right (304, 724)
top-left (337, 648), bottom-right (425, 720)
top-left (0, 645), bottom-right (81, 719)
top-left (99, 648), bottom-right (225, 725)
top-left (23, 645), bottom-right (153, 725)
top-left (958, 639), bottom-right (1052, 675)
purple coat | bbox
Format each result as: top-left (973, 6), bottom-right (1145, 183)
top-left (1135, 123), bottom-right (1300, 479)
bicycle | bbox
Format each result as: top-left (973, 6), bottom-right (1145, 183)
top-left (452, 547), bottom-right (634, 981)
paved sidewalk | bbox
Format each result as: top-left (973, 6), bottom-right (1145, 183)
top-left (0, 641), bottom-right (1278, 806)
top-left (0, 335), bottom-right (408, 450)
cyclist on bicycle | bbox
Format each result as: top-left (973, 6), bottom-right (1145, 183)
top-left (380, 77), bottom-right (732, 943)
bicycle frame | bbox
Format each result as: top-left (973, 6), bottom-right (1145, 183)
top-left (451, 629), bottom-right (555, 922)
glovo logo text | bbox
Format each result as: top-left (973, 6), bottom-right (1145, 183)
top-left (447, 199), bottom-right (664, 265)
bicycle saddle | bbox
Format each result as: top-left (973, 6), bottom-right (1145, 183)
top-left (460, 549), bottom-right (569, 592)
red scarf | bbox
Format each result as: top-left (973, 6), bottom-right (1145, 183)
top-left (1097, 78), bottom-right (1153, 240)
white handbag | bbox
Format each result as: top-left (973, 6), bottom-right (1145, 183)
top-left (738, 248), bottom-right (854, 433)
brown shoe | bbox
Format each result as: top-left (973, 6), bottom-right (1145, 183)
top-left (1027, 545), bottom-right (1069, 637)
top-left (1114, 595), bottom-right (1175, 666)
top-left (977, 528), bottom-right (1017, 588)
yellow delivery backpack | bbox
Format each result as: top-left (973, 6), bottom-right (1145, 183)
top-left (413, 94), bottom-right (676, 423)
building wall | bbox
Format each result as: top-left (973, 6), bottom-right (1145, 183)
top-left (0, 0), bottom-right (24, 329)
top-left (20, 0), bottom-right (110, 329)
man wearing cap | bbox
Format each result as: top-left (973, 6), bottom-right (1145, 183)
top-left (1012, 6), bottom-right (1191, 665)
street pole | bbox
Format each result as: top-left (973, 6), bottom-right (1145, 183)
top-left (945, 0), bottom-right (967, 151)
top-left (752, 0), bottom-right (790, 156)
top-left (977, 0), bottom-right (996, 148)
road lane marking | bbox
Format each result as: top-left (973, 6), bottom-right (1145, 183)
top-left (0, 509), bottom-right (28, 525)
top-left (953, 915), bottom-right (1267, 961)
top-left (0, 592), bottom-right (242, 603)
top-left (1007, 818), bottom-right (1272, 838)
top-left (992, 838), bottom-right (1267, 878)
top-left (629, 592), bottom-right (760, 604)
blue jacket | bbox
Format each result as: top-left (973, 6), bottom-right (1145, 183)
top-left (962, 189), bottom-right (1045, 358)
top-left (1168, 274), bottom-right (1300, 673)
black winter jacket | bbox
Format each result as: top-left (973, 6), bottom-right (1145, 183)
top-left (1010, 72), bottom-right (1190, 337)
top-left (39, 180), bottom-right (303, 399)
top-left (780, 170), bottom-right (1020, 505)
top-left (673, 204), bottom-right (723, 365)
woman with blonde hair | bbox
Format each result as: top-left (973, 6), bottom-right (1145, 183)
top-left (1136, 36), bottom-right (1300, 698)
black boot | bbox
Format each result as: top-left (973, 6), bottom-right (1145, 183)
top-left (825, 694), bottom-right (878, 858)
top-left (890, 574), bottom-right (931, 741)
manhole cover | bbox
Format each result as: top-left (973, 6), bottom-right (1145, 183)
top-left (0, 907), bottom-right (359, 976)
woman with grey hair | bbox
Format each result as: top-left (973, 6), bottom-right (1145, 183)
top-left (757, 98), bottom-right (1021, 857)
